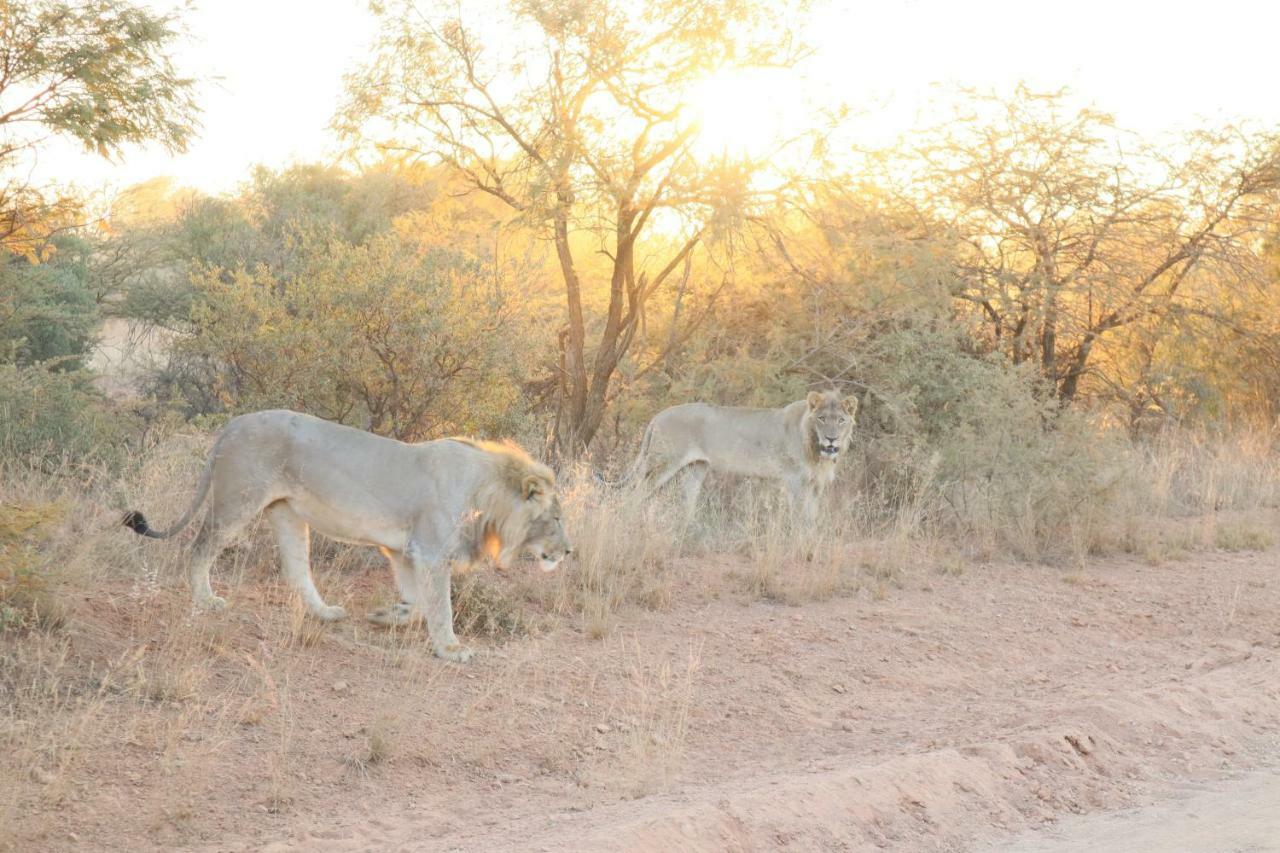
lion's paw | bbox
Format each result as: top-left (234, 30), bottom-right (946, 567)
top-left (366, 603), bottom-right (416, 627)
top-left (435, 643), bottom-right (474, 664)
top-left (317, 604), bottom-right (348, 622)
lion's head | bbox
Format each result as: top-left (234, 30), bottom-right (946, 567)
top-left (467, 440), bottom-right (572, 572)
top-left (805, 390), bottom-right (857, 461)
top-left (521, 490), bottom-right (572, 572)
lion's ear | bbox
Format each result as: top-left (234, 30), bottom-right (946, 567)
top-left (806, 391), bottom-right (823, 411)
top-left (842, 396), bottom-right (859, 416)
top-left (522, 474), bottom-right (547, 501)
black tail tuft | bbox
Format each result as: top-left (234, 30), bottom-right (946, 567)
top-left (122, 510), bottom-right (157, 538)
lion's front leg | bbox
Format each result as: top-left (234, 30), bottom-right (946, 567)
top-left (366, 549), bottom-right (421, 627)
top-left (783, 476), bottom-right (818, 527)
top-left (801, 487), bottom-right (820, 528)
top-left (406, 541), bottom-right (473, 663)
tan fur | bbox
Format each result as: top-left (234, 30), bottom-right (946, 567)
top-left (123, 410), bottom-right (570, 663)
top-left (622, 391), bottom-right (858, 522)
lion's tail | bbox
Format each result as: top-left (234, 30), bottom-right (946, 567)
top-left (122, 434), bottom-right (223, 540)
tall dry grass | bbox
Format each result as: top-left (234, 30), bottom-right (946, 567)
top-left (546, 470), bottom-right (683, 638)
top-left (4, 423), bottom-right (1277, 653)
top-left (843, 423), bottom-right (1280, 568)
top-left (1105, 429), bottom-right (1280, 560)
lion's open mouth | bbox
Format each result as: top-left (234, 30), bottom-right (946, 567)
top-left (538, 555), bottom-right (562, 573)
top-left (820, 444), bottom-right (840, 457)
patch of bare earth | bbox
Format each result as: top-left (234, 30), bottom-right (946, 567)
top-left (5, 546), bottom-right (1279, 852)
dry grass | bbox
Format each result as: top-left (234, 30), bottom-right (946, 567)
top-left (722, 487), bottom-right (857, 605)
top-left (1100, 430), bottom-right (1280, 562)
top-left (451, 572), bottom-right (536, 639)
top-left (615, 638), bottom-right (702, 797)
top-left (550, 471), bottom-right (683, 639)
top-left (906, 426), bottom-right (1280, 567)
top-left (1212, 515), bottom-right (1275, 552)
top-left (344, 713), bottom-right (395, 779)
top-left (0, 502), bottom-right (70, 633)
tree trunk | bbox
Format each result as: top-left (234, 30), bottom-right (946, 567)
top-left (552, 205), bottom-right (639, 461)
top-left (551, 193), bottom-right (589, 460)
top-left (1057, 335), bottom-right (1095, 402)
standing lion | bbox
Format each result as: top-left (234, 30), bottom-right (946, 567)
top-left (618, 390), bottom-right (857, 522)
top-left (122, 410), bottom-right (571, 662)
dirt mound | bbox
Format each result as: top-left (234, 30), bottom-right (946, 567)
top-left (554, 666), bottom-right (1280, 852)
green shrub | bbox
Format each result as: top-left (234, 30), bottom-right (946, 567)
top-left (177, 229), bottom-right (530, 441)
top-left (0, 502), bottom-right (68, 633)
top-left (844, 322), bottom-right (1127, 559)
top-left (0, 238), bottom-right (99, 368)
top-left (0, 364), bottom-right (136, 469)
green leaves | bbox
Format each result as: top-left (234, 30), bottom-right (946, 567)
top-left (1, 0), bottom-right (200, 159)
top-left (1, 0), bottom-right (200, 257)
top-left (0, 236), bottom-right (98, 369)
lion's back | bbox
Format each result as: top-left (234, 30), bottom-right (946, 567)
top-left (210, 411), bottom-right (460, 524)
top-left (205, 411), bottom-right (551, 551)
top-left (645, 400), bottom-right (803, 477)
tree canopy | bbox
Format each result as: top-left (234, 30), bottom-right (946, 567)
top-left (0, 0), bottom-right (199, 257)
top-left (341, 0), bottom-right (811, 456)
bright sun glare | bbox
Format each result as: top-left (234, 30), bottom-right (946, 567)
top-left (25, 0), bottom-right (1280, 195)
top-left (686, 68), bottom-right (808, 162)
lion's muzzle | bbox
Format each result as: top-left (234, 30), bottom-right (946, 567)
top-left (538, 546), bottom-right (571, 573)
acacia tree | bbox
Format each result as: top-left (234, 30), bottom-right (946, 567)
top-left (884, 89), bottom-right (1280, 403)
top-left (341, 0), bottom-right (807, 457)
top-left (0, 0), bottom-right (198, 257)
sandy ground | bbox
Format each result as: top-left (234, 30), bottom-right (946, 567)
top-left (6, 544), bottom-right (1280, 852)
top-left (88, 318), bottom-right (173, 400)
top-left (987, 769), bottom-right (1280, 852)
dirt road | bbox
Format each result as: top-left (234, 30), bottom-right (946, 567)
top-left (9, 545), bottom-right (1280, 852)
top-left (242, 549), bottom-right (1280, 852)
top-left (988, 770), bottom-right (1280, 852)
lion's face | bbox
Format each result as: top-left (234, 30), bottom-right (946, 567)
top-left (806, 391), bottom-right (857, 461)
top-left (523, 493), bottom-right (572, 572)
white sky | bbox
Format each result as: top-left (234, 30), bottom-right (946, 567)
top-left (29, 0), bottom-right (1280, 197)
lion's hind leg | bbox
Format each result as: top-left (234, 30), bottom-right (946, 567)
top-left (641, 455), bottom-right (692, 495)
top-left (187, 497), bottom-right (262, 612)
top-left (679, 460), bottom-right (709, 518)
top-left (187, 521), bottom-right (231, 612)
top-left (265, 502), bottom-right (346, 621)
